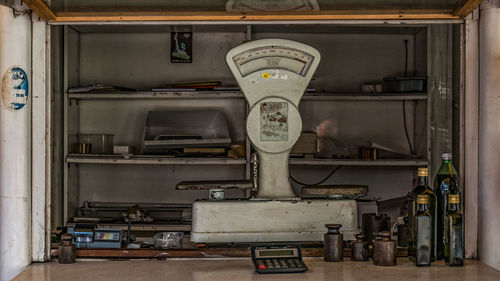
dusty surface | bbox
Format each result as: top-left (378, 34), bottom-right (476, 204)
top-left (12, 258), bottom-right (500, 281)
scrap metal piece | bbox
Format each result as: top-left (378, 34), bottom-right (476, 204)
top-left (176, 180), bottom-right (253, 190)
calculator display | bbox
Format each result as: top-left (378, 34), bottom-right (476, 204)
top-left (259, 250), bottom-right (295, 257)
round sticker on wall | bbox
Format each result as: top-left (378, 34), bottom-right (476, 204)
top-left (2, 66), bottom-right (29, 111)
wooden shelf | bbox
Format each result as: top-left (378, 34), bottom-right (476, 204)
top-left (68, 91), bottom-right (427, 101)
top-left (289, 158), bottom-right (428, 166)
top-left (66, 154), bottom-right (247, 165)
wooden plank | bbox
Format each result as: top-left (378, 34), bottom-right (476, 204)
top-left (51, 10), bottom-right (459, 23)
top-left (453, 0), bottom-right (484, 18)
top-left (23, 0), bottom-right (56, 21)
top-left (51, 247), bottom-right (408, 259)
top-left (464, 13), bottom-right (479, 259)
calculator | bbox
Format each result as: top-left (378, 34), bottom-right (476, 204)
top-left (251, 245), bottom-right (308, 274)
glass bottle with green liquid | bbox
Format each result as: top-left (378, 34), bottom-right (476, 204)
top-left (445, 194), bottom-right (464, 266)
top-left (434, 153), bottom-right (461, 260)
top-left (415, 195), bottom-right (432, 267)
top-left (408, 168), bottom-right (437, 259)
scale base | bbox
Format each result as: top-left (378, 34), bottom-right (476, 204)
top-left (191, 199), bottom-right (357, 243)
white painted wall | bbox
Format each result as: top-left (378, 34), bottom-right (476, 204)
top-left (479, 0), bottom-right (500, 271)
top-left (0, 5), bottom-right (32, 281)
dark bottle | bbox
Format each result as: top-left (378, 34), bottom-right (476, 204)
top-left (397, 216), bottom-right (409, 248)
top-left (415, 195), bottom-right (432, 267)
top-left (372, 231), bottom-right (397, 266)
top-left (434, 153), bottom-right (461, 260)
top-left (445, 194), bottom-right (464, 266)
top-left (324, 224), bottom-right (343, 262)
top-left (408, 168), bottom-right (437, 259)
top-left (351, 233), bottom-right (369, 261)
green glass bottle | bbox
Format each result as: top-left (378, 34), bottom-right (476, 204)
top-left (408, 168), bottom-right (436, 260)
top-left (445, 194), bottom-right (464, 266)
top-left (415, 195), bottom-right (432, 267)
top-left (434, 153), bottom-right (461, 260)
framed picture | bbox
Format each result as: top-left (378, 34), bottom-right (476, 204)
top-left (171, 32), bottom-right (192, 63)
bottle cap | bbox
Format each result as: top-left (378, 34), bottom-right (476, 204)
top-left (442, 153), bottom-right (453, 160)
top-left (418, 168), bottom-right (428, 177)
top-left (417, 195), bottom-right (429, 204)
top-left (448, 194), bottom-right (460, 204)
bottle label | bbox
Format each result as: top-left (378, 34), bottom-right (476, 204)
top-left (440, 178), bottom-right (450, 191)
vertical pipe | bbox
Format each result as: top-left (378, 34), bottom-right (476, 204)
top-left (0, 5), bottom-right (32, 281)
top-left (479, 0), bottom-right (500, 270)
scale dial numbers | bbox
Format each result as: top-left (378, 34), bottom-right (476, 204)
top-left (232, 46), bottom-right (314, 77)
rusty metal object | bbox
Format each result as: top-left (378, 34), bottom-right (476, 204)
top-left (176, 180), bottom-right (253, 190)
top-left (362, 213), bottom-right (391, 242)
top-left (302, 185), bottom-right (368, 197)
top-left (373, 231), bottom-right (397, 266)
top-left (58, 233), bottom-right (76, 264)
top-left (74, 143), bottom-right (92, 154)
top-left (352, 233), bottom-right (369, 261)
top-left (359, 147), bottom-right (376, 159)
top-left (324, 224), bottom-right (343, 262)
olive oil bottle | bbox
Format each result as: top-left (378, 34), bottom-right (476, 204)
top-left (434, 153), bottom-right (461, 260)
top-left (408, 168), bottom-right (436, 259)
top-left (445, 194), bottom-right (464, 266)
top-left (415, 195), bottom-right (432, 267)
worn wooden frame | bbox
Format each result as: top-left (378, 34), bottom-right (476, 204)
top-left (24, 0), bottom-right (482, 23)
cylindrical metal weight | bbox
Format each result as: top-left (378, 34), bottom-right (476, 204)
top-left (372, 231), bottom-right (397, 266)
top-left (58, 233), bottom-right (76, 264)
top-left (324, 224), bottom-right (343, 262)
top-left (352, 234), bottom-right (369, 261)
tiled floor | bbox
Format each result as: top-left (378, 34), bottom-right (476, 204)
top-left (13, 258), bottom-right (500, 281)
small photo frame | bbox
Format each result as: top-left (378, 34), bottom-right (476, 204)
top-left (171, 32), bottom-right (192, 63)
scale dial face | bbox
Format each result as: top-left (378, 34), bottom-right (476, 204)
top-left (232, 46), bottom-right (315, 77)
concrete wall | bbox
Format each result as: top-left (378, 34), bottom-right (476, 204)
top-left (0, 5), bottom-right (32, 281)
top-left (479, 0), bottom-right (500, 271)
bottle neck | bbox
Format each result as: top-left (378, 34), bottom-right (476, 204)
top-left (448, 203), bottom-right (459, 212)
top-left (418, 175), bottom-right (428, 186)
top-left (417, 203), bottom-right (429, 212)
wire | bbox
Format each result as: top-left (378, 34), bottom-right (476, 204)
top-left (290, 166), bottom-right (342, 186)
top-left (402, 100), bottom-right (415, 155)
top-left (404, 39), bottom-right (409, 77)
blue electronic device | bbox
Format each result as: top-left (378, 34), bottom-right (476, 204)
top-left (67, 224), bottom-right (123, 249)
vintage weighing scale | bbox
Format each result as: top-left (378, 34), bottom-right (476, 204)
top-left (189, 39), bottom-right (360, 243)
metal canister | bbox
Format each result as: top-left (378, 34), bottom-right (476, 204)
top-left (352, 233), bottom-right (369, 261)
top-left (362, 213), bottom-right (391, 242)
top-left (324, 224), bottom-right (343, 262)
top-left (58, 233), bottom-right (76, 264)
top-left (372, 231), bottom-right (397, 266)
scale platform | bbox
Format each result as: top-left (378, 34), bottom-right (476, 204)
top-left (191, 199), bottom-right (357, 243)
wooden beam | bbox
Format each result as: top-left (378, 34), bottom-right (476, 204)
top-left (50, 247), bottom-right (409, 259)
top-left (23, 0), bottom-right (56, 21)
top-left (51, 10), bottom-right (459, 23)
top-left (454, 0), bottom-right (484, 18)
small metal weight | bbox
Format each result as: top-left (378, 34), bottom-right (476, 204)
top-left (372, 231), bottom-right (397, 266)
top-left (58, 233), bottom-right (76, 264)
top-left (324, 224), bottom-right (343, 262)
top-left (351, 233), bottom-right (369, 261)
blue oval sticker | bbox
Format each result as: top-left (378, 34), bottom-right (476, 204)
top-left (2, 66), bottom-right (29, 111)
